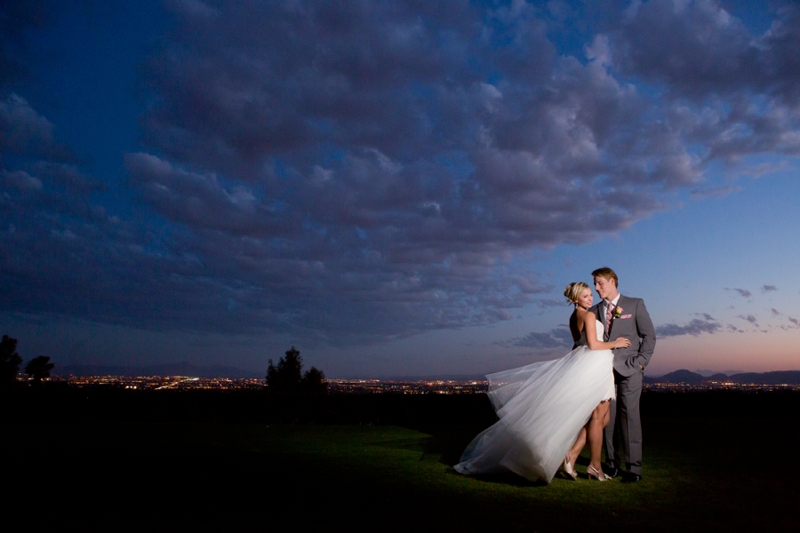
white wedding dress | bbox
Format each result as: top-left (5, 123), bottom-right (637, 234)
top-left (454, 320), bottom-right (615, 483)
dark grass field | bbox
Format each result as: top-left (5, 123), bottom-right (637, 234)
top-left (4, 388), bottom-right (799, 531)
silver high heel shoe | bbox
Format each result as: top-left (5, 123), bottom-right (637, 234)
top-left (562, 455), bottom-right (578, 480)
top-left (587, 465), bottom-right (612, 481)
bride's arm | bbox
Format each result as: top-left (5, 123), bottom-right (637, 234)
top-left (582, 311), bottom-right (631, 351)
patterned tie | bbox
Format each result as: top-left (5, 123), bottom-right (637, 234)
top-left (605, 301), bottom-right (614, 341)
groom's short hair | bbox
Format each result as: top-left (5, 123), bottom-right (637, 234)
top-left (592, 267), bottom-right (618, 287)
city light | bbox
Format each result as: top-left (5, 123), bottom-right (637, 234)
top-left (44, 376), bottom-right (800, 393)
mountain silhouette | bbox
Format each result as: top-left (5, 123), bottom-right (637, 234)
top-left (646, 369), bottom-right (800, 384)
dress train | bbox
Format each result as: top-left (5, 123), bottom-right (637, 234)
top-left (454, 321), bottom-right (614, 483)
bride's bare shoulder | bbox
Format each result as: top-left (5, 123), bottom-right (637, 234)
top-left (573, 307), bottom-right (590, 330)
top-left (575, 307), bottom-right (591, 321)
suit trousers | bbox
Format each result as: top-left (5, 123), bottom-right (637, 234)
top-left (604, 369), bottom-right (643, 475)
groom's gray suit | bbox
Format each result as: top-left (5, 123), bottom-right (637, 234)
top-left (593, 295), bottom-right (656, 477)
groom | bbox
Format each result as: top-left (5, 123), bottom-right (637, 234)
top-left (592, 267), bottom-right (656, 483)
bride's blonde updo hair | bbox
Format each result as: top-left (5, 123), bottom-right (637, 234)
top-left (564, 281), bottom-right (590, 305)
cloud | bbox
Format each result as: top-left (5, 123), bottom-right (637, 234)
top-left (612, 0), bottom-right (798, 98)
top-left (741, 161), bottom-right (789, 178)
top-left (4, 1), bottom-right (800, 348)
top-left (504, 327), bottom-right (573, 349)
top-left (123, 1), bottom-right (712, 339)
top-left (0, 1), bottom-right (53, 86)
top-left (611, 0), bottom-right (800, 162)
top-left (126, 153), bottom-right (285, 236)
top-left (789, 317), bottom-right (799, 327)
top-left (771, 308), bottom-right (781, 316)
top-left (737, 314), bottom-right (758, 325)
top-left (536, 298), bottom-right (567, 309)
top-left (613, 0), bottom-right (761, 97)
top-left (2, 169), bottom-right (42, 191)
top-left (726, 287), bottom-right (752, 298)
top-left (4, 106), bottom-right (555, 342)
top-left (690, 185), bottom-right (742, 198)
top-left (762, 284), bottom-right (778, 292)
top-left (656, 315), bottom-right (722, 337)
top-left (0, 94), bottom-right (76, 162)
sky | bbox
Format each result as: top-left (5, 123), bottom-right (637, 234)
top-left (1, 0), bottom-right (799, 378)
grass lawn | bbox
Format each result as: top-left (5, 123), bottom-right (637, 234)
top-left (6, 414), bottom-right (799, 531)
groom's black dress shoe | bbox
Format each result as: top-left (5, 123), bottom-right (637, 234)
top-left (603, 465), bottom-right (619, 478)
top-left (620, 473), bottom-right (642, 484)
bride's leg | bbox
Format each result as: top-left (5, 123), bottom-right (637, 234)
top-left (567, 427), bottom-right (587, 466)
top-left (588, 401), bottom-right (611, 473)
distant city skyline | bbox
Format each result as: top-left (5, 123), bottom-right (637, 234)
top-left (2, 1), bottom-right (799, 378)
top-left (36, 370), bottom-right (800, 393)
top-left (41, 361), bottom-right (781, 381)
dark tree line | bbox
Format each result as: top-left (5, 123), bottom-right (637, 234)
top-left (1, 334), bottom-right (55, 386)
top-left (1, 335), bottom-right (22, 386)
top-left (26, 356), bottom-right (54, 384)
top-left (267, 346), bottom-right (326, 393)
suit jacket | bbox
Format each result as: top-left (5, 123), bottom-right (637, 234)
top-left (592, 295), bottom-right (656, 377)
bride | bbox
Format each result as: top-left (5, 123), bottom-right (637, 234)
top-left (454, 282), bottom-right (630, 483)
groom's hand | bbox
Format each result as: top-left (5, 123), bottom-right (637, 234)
top-left (626, 356), bottom-right (644, 370)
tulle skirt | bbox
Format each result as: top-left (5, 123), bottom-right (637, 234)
top-left (454, 346), bottom-right (614, 483)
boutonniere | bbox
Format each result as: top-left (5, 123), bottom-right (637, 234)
top-left (614, 306), bottom-right (623, 319)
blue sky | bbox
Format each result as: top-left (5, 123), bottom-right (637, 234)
top-left (2, 0), bottom-right (799, 377)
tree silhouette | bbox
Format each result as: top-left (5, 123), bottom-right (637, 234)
top-left (0, 334), bottom-right (22, 386)
top-left (303, 366), bottom-right (327, 394)
top-left (267, 346), bottom-right (303, 392)
top-left (267, 346), bottom-right (327, 393)
top-left (25, 356), bottom-right (55, 385)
